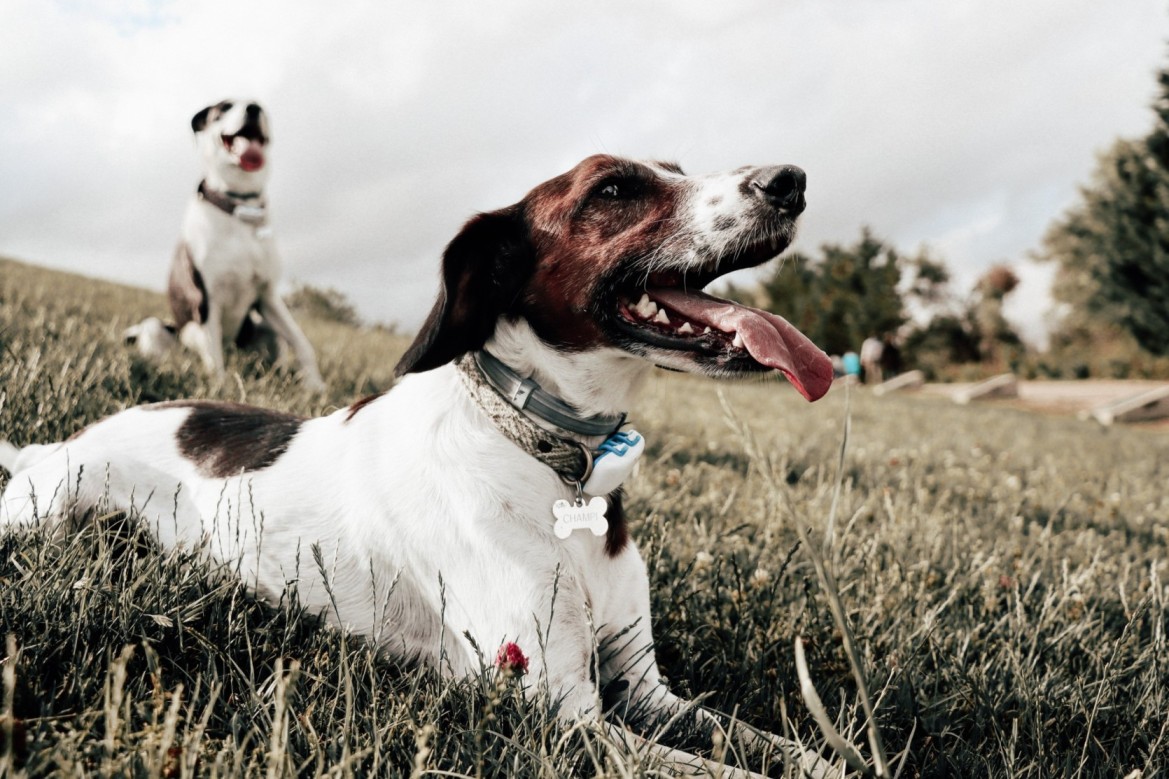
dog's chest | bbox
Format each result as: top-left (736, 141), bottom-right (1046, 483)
top-left (185, 201), bottom-right (279, 300)
top-left (185, 198), bottom-right (276, 263)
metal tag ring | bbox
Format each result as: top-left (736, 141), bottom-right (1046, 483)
top-left (560, 442), bottom-right (594, 487)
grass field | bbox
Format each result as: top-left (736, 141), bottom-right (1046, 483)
top-left (2, 255), bottom-right (1168, 777)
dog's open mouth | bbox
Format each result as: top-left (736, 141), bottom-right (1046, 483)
top-left (222, 131), bottom-right (266, 172)
top-left (610, 248), bottom-right (834, 401)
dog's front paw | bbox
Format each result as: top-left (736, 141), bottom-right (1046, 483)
top-left (124, 317), bottom-right (178, 361)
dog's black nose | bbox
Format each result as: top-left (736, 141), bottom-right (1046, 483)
top-left (246, 103), bottom-right (263, 119)
top-left (753, 166), bottom-right (807, 214)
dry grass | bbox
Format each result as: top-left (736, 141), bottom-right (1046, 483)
top-left (2, 255), bottom-right (1167, 777)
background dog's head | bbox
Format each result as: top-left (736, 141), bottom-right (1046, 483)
top-left (396, 155), bottom-right (834, 402)
top-left (191, 99), bottom-right (271, 193)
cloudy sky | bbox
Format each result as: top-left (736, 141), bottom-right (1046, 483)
top-left (2, 1), bottom-right (1166, 346)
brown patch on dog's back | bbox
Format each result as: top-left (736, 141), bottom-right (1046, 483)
top-left (151, 400), bottom-right (304, 478)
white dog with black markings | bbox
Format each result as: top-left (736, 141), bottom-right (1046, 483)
top-left (125, 99), bottom-right (324, 391)
top-left (4, 155), bottom-right (836, 776)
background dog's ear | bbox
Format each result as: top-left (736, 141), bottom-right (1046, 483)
top-left (191, 106), bottom-right (213, 133)
top-left (395, 206), bottom-right (534, 376)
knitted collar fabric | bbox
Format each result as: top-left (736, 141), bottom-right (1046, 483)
top-left (456, 352), bottom-right (616, 484)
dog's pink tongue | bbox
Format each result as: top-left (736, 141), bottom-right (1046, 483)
top-left (232, 137), bottom-right (265, 172)
top-left (240, 144), bottom-right (264, 171)
top-left (648, 288), bottom-right (835, 401)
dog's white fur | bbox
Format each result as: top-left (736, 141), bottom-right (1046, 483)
top-left (2, 156), bottom-right (827, 776)
top-left (126, 99), bottom-right (324, 391)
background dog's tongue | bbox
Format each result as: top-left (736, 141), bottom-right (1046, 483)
top-left (648, 288), bottom-right (835, 401)
top-left (231, 136), bottom-right (265, 172)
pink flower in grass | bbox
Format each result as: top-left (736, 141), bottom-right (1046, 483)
top-left (495, 642), bottom-right (529, 676)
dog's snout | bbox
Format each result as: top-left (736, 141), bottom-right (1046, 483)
top-left (753, 166), bottom-right (807, 214)
top-left (245, 103), bottom-right (262, 119)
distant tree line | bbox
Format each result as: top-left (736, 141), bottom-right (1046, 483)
top-left (1036, 48), bottom-right (1169, 378)
top-left (727, 228), bottom-right (1025, 381)
top-left (734, 44), bottom-right (1169, 382)
top-left (286, 283), bottom-right (362, 327)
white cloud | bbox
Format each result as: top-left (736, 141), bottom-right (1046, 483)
top-left (1, 0), bottom-right (1165, 343)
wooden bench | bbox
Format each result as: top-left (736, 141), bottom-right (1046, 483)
top-left (872, 370), bottom-right (924, 397)
top-left (953, 373), bottom-right (1017, 405)
top-left (1083, 384), bottom-right (1169, 426)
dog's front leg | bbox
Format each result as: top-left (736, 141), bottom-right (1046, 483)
top-left (179, 312), bottom-right (226, 379)
top-left (591, 544), bottom-right (829, 777)
top-left (537, 668), bottom-right (748, 777)
top-left (256, 291), bottom-right (325, 391)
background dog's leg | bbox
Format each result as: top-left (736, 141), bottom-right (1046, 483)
top-left (257, 291), bottom-right (325, 390)
top-left (179, 319), bottom-right (225, 378)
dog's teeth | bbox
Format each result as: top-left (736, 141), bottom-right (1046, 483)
top-left (703, 326), bottom-right (712, 335)
top-left (654, 309), bottom-right (670, 325)
top-left (678, 322), bottom-right (694, 335)
top-left (632, 294), bottom-right (659, 320)
top-left (732, 332), bottom-right (744, 349)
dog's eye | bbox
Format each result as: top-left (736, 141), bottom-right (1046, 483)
top-left (218, 101), bottom-right (234, 113)
top-left (593, 178), bottom-right (641, 202)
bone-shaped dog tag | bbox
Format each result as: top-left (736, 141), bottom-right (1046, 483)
top-left (552, 496), bottom-right (609, 539)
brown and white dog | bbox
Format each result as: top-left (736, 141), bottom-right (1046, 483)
top-left (124, 99), bottom-right (325, 391)
top-left (2, 155), bottom-right (833, 775)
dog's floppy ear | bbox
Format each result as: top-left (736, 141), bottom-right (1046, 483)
top-left (395, 206), bottom-right (534, 376)
top-left (191, 105), bottom-right (213, 133)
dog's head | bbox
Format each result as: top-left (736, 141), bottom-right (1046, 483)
top-left (191, 99), bottom-right (271, 192)
top-left (396, 155), bottom-right (834, 402)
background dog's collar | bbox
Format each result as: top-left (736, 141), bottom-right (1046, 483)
top-left (197, 180), bottom-right (267, 225)
top-left (457, 353), bottom-right (600, 483)
top-left (473, 350), bottom-right (626, 437)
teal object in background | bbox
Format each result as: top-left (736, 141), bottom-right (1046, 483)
top-left (842, 351), bottom-right (861, 376)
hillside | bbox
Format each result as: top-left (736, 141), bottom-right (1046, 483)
top-left (1, 256), bottom-right (1167, 777)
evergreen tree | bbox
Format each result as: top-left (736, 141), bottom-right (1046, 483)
top-left (1042, 52), bottom-right (1169, 357)
top-left (754, 227), bottom-right (907, 355)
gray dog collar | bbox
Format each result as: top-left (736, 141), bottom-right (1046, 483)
top-left (197, 180), bottom-right (267, 225)
top-left (473, 350), bottom-right (626, 437)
